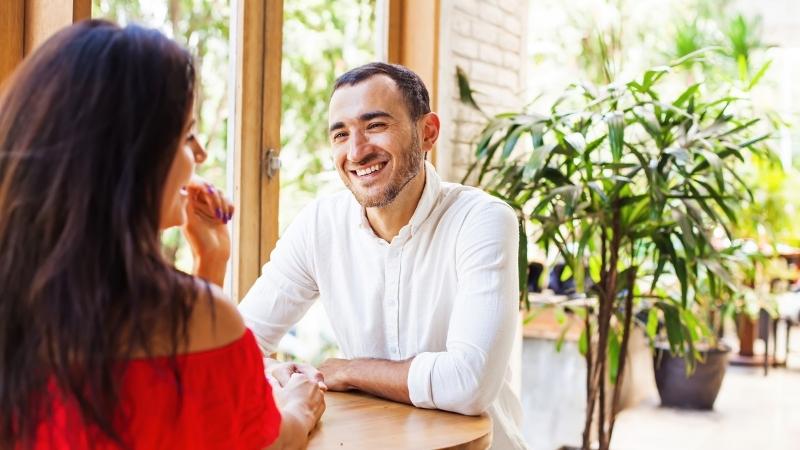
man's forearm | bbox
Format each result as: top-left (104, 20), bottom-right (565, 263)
top-left (321, 357), bottom-right (413, 404)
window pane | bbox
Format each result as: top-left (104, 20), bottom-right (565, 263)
top-left (92, 0), bottom-right (232, 274)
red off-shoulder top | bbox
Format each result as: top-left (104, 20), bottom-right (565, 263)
top-left (31, 329), bottom-right (281, 450)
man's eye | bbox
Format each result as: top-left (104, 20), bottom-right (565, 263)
top-left (367, 122), bottom-right (386, 130)
top-left (333, 132), bottom-right (347, 140)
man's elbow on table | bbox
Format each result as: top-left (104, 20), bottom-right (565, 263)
top-left (439, 384), bottom-right (496, 416)
top-left (411, 353), bottom-right (500, 417)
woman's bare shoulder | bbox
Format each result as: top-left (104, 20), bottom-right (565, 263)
top-left (185, 279), bottom-right (247, 353)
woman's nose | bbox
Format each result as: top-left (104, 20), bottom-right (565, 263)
top-left (189, 136), bottom-right (207, 164)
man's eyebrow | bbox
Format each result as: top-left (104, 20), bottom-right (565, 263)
top-left (360, 110), bottom-right (393, 121)
top-left (328, 111), bottom-right (394, 133)
top-left (329, 121), bottom-right (345, 133)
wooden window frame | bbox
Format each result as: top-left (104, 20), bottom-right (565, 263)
top-left (231, 0), bottom-right (283, 300)
top-left (0, 0), bottom-right (90, 85)
top-left (386, 0), bottom-right (440, 165)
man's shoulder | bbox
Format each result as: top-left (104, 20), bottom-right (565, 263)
top-left (440, 181), bottom-right (515, 217)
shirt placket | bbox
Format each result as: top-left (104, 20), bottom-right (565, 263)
top-left (384, 239), bottom-right (403, 360)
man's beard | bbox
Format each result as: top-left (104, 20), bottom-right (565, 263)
top-left (347, 137), bottom-right (424, 208)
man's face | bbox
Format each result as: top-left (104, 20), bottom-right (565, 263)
top-left (328, 75), bottom-right (425, 208)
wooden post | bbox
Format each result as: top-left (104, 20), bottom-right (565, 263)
top-left (0, 0), bottom-right (90, 85)
top-left (0, 0), bottom-right (24, 86)
top-left (232, 0), bottom-right (283, 301)
top-left (24, 0), bottom-right (91, 54)
top-left (387, 0), bottom-right (440, 165)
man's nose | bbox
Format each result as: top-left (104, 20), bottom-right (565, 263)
top-left (347, 130), bottom-right (371, 163)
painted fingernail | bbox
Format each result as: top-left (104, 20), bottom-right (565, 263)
top-left (206, 184), bottom-right (214, 194)
top-left (215, 208), bottom-right (222, 219)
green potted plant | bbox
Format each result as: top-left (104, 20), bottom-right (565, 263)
top-left (457, 48), bottom-right (773, 449)
top-left (649, 244), bottom-right (748, 409)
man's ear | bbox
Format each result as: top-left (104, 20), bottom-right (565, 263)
top-left (418, 112), bottom-right (440, 152)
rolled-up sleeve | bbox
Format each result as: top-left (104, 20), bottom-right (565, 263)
top-left (239, 203), bottom-right (320, 355)
top-left (407, 200), bottom-right (519, 416)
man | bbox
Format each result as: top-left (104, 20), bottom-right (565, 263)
top-left (239, 62), bottom-right (527, 449)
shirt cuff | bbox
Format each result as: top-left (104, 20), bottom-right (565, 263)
top-left (407, 352), bottom-right (439, 409)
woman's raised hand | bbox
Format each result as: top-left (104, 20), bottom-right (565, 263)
top-left (183, 176), bottom-right (234, 286)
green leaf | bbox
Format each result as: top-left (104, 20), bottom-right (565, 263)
top-left (502, 125), bottom-right (527, 159)
top-left (518, 219), bottom-right (529, 309)
top-left (646, 308), bottom-right (659, 339)
top-left (564, 133), bottom-right (586, 154)
top-left (524, 143), bottom-right (556, 180)
top-left (661, 304), bottom-right (684, 353)
top-left (748, 59), bottom-right (772, 90)
top-left (578, 327), bottom-right (589, 356)
top-left (608, 327), bottom-right (621, 384)
top-left (456, 66), bottom-right (484, 115)
top-left (673, 83), bottom-right (700, 108)
top-left (555, 322), bottom-right (571, 352)
top-left (605, 112), bottom-right (625, 162)
top-left (560, 265), bottom-right (573, 283)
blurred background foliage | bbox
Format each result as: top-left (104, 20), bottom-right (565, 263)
top-left (526, 0), bottom-right (800, 251)
top-left (279, 0), bottom-right (376, 231)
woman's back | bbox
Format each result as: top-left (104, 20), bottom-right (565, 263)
top-left (31, 291), bottom-right (282, 450)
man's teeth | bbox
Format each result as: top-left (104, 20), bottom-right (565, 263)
top-left (355, 163), bottom-right (385, 176)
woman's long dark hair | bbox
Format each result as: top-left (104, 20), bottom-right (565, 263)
top-left (0, 20), bottom-right (201, 448)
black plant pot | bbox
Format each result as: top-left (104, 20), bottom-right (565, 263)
top-left (653, 345), bottom-right (730, 410)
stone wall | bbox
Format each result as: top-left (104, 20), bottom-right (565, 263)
top-left (436, 0), bottom-right (529, 182)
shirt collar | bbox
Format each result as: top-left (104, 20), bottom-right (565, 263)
top-left (407, 161), bottom-right (441, 234)
top-left (355, 161), bottom-right (442, 238)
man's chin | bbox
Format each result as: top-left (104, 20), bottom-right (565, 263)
top-left (350, 188), bottom-right (394, 209)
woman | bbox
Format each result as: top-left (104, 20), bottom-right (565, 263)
top-left (0, 20), bottom-right (324, 449)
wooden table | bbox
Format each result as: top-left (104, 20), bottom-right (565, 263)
top-left (308, 391), bottom-right (492, 450)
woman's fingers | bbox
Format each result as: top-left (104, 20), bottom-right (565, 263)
top-left (186, 180), bottom-right (233, 224)
top-left (206, 182), bottom-right (234, 224)
top-left (185, 184), bottom-right (217, 221)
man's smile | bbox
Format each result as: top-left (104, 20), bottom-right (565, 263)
top-left (350, 161), bottom-right (388, 179)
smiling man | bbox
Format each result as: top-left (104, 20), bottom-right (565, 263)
top-left (239, 62), bottom-right (527, 449)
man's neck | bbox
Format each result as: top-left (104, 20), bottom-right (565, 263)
top-left (366, 166), bottom-right (427, 242)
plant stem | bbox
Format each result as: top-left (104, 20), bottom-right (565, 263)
top-left (607, 266), bottom-right (636, 445)
top-left (582, 312), bottom-right (594, 450)
top-left (599, 207), bottom-right (623, 450)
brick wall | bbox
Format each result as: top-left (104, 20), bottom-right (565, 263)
top-left (436, 0), bottom-right (529, 182)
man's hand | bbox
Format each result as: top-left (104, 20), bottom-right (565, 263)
top-left (317, 357), bottom-right (412, 403)
top-left (317, 358), bottom-right (353, 391)
top-left (266, 359), bottom-right (327, 390)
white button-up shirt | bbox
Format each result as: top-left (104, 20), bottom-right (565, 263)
top-left (240, 163), bottom-right (528, 449)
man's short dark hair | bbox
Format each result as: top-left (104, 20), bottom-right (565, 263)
top-left (332, 62), bottom-right (431, 121)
